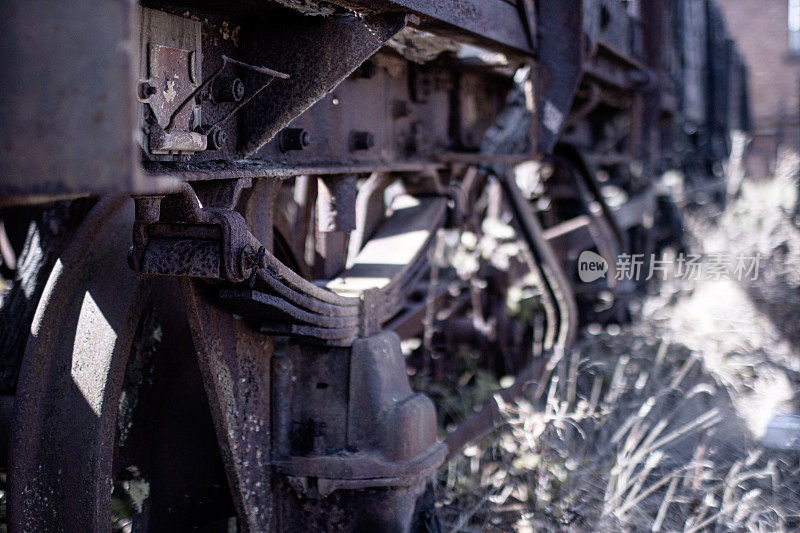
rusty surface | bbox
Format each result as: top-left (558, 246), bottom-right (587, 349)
top-left (143, 45), bottom-right (198, 133)
top-left (0, 0), bottom-right (142, 197)
top-left (240, 12), bottom-right (411, 156)
top-left (143, 160), bottom-right (445, 181)
top-left (237, 178), bottom-right (282, 252)
top-left (130, 11), bottom-right (518, 174)
top-left (138, 8), bottom-right (207, 159)
top-left (6, 198), bottom-right (233, 529)
top-left (131, 181), bottom-right (449, 346)
top-left (499, 171), bottom-right (578, 349)
top-left (9, 198), bottom-right (144, 531)
top-left (5, 199), bottom-right (233, 529)
top-left (329, 0), bottom-right (535, 56)
top-left (180, 279), bottom-right (274, 533)
top-left (126, 160), bottom-right (574, 523)
top-left (536, 0), bottom-right (585, 154)
top-left (317, 175), bottom-right (357, 233)
top-left (271, 332), bottom-right (444, 530)
top-left (131, 184), bottom-right (255, 283)
top-left (0, 1), bottom-right (756, 531)
top-left (347, 172), bottom-right (393, 266)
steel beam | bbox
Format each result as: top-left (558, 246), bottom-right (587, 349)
top-left (328, 0), bottom-right (534, 56)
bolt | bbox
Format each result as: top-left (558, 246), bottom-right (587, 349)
top-left (241, 245), bottom-right (267, 286)
top-left (138, 81), bottom-right (157, 99)
top-left (211, 76), bottom-right (245, 103)
top-left (349, 131), bottom-right (375, 152)
top-left (207, 129), bottom-right (227, 150)
top-left (279, 128), bottom-right (311, 152)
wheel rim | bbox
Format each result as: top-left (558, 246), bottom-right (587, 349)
top-left (8, 198), bottom-right (239, 532)
top-left (9, 197), bottom-right (147, 531)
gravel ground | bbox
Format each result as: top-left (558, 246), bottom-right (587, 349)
top-left (435, 163), bottom-right (800, 532)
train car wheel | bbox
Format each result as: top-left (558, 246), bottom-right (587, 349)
top-left (8, 198), bottom-right (236, 532)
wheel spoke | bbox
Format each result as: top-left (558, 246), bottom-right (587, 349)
top-left (181, 279), bottom-right (274, 532)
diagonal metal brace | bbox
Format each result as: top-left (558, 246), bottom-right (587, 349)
top-left (239, 11), bottom-right (413, 157)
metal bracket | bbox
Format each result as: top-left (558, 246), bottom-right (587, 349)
top-left (139, 10), bottom-right (205, 156)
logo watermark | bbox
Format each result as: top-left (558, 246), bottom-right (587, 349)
top-left (577, 252), bottom-right (762, 282)
top-left (578, 250), bottom-right (609, 282)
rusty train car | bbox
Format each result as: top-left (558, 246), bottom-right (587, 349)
top-left (0, 0), bottom-right (748, 531)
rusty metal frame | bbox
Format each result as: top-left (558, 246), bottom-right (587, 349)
top-left (327, 0), bottom-right (535, 56)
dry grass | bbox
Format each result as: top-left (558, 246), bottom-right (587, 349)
top-left (435, 160), bottom-right (800, 532)
top-left (435, 325), bottom-right (799, 532)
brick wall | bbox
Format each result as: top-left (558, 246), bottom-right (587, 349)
top-left (717, 0), bottom-right (800, 176)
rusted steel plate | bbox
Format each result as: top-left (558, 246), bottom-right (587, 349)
top-left (536, 0), bottom-right (584, 154)
top-left (330, 0), bottom-right (534, 56)
top-left (240, 12), bottom-right (411, 156)
top-left (0, 0), bottom-right (143, 198)
top-left (145, 45), bottom-right (197, 131)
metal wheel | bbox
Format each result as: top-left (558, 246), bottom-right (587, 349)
top-left (6, 170), bottom-right (573, 531)
top-left (8, 198), bottom-right (238, 532)
top-left (9, 198), bottom-right (146, 531)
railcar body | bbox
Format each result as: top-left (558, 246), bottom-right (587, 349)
top-left (0, 0), bottom-right (749, 531)
top-left (678, 0), bottom-right (750, 178)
